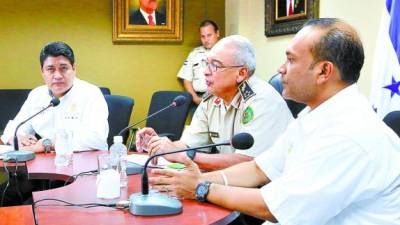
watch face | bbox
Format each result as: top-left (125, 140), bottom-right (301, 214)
top-left (197, 185), bottom-right (207, 196)
top-left (43, 139), bottom-right (51, 146)
top-left (196, 182), bottom-right (210, 202)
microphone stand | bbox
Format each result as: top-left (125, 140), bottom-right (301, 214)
top-left (13, 104), bottom-right (54, 150)
top-left (128, 142), bottom-right (229, 216)
top-left (5, 100), bottom-right (59, 162)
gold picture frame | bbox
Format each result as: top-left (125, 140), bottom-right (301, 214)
top-left (265, 0), bottom-right (319, 37)
top-left (113, 0), bottom-right (183, 43)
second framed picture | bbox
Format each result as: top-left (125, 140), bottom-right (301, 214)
top-left (265, 0), bottom-right (319, 37)
top-left (113, 0), bottom-right (183, 43)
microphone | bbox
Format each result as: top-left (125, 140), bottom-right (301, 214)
top-left (118, 95), bottom-right (187, 136)
top-left (4, 97), bottom-right (60, 162)
top-left (128, 132), bottom-right (254, 216)
top-left (120, 95), bottom-right (187, 175)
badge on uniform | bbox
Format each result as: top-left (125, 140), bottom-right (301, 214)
top-left (209, 132), bottom-right (219, 138)
top-left (241, 106), bottom-right (254, 125)
top-left (213, 98), bottom-right (222, 106)
top-left (238, 80), bottom-right (256, 102)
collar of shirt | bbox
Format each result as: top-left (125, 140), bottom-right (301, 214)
top-left (139, 8), bottom-right (156, 24)
top-left (58, 77), bottom-right (79, 102)
top-left (297, 84), bottom-right (360, 134)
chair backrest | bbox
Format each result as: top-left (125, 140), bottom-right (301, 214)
top-left (104, 95), bottom-right (134, 146)
top-left (0, 89), bottom-right (31, 133)
top-left (146, 91), bottom-right (192, 141)
top-left (383, 111), bottom-right (400, 137)
top-left (268, 73), bottom-right (306, 118)
top-left (99, 87), bottom-right (111, 95)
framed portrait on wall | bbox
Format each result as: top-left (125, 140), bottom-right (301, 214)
top-left (265, 0), bottom-right (319, 37)
top-left (113, 0), bottom-right (183, 43)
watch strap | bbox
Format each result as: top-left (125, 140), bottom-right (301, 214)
top-left (195, 181), bottom-right (211, 202)
top-left (42, 139), bottom-right (52, 153)
top-left (186, 150), bottom-right (196, 160)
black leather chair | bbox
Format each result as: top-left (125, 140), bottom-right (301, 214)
top-left (99, 87), bottom-right (111, 95)
top-left (104, 95), bottom-right (134, 146)
top-left (268, 73), bottom-right (306, 118)
top-left (383, 111), bottom-right (400, 137)
top-left (0, 89), bottom-right (31, 134)
top-left (128, 91), bottom-right (192, 150)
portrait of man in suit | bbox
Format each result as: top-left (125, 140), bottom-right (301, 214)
top-left (277, 0), bottom-right (305, 18)
top-left (129, 0), bottom-right (166, 26)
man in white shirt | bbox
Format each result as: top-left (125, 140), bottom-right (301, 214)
top-left (177, 20), bottom-right (220, 105)
top-left (136, 35), bottom-right (293, 171)
top-left (148, 18), bottom-right (400, 225)
top-left (1, 41), bottom-right (109, 152)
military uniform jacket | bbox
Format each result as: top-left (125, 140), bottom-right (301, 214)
top-left (180, 76), bottom-right (293, 157)
top-left (177, 46), bottom-right (209, 93)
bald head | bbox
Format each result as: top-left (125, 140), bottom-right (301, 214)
top-left (303, 18), bottom-right (364, 84)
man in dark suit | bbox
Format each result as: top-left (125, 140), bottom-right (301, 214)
top-left (129, 0), bottom-right (166, 25)
top-left (278, 0), bottom-right (305, 18)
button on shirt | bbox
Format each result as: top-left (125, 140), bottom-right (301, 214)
top-left (177, 46), bottom-right (209, 93)
top-left (181, 76), bottom-right (293, 157)
top-left (1, 78), bottom-right (109, 151)
top-left (255, 85), bottom-right (400, 225)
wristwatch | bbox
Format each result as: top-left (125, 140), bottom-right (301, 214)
top-left (195, 181), bottom-right (211, 202)
top-left (42, 139), bottom-right (52, 153)
top-left (186, 150), bottom-right (196, 160)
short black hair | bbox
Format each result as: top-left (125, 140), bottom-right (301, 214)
top-left (304, 18), bottom-right (364, 84)
top-left (199, 20), bottom-right (219, 32)
top-left (40, 41), bottom-right (75, 68)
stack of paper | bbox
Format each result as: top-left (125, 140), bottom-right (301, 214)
top-left (126, 154), bottom-right (171, 168)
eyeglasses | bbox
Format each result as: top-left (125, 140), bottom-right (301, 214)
top-left (203, 60), bottom-right (244, 73)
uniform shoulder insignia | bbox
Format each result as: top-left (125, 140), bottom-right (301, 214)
top-left (238, 80), bottom-right (256, 102)
top-left (202, 92), bottom-right (213, 101)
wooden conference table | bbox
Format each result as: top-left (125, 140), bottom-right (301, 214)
top-left (3, 151), bottom-right (238, 225)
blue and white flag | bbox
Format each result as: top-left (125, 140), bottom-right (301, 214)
top-left (370, 0), bottom-right (400, 118)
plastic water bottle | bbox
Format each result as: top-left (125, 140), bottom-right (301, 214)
top-left (109, 136), bottom-right (128, 187)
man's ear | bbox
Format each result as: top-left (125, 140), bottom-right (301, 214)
top-left (236, 67), bottom-right (249, 83)
top-left (316, 62), bottom-right (334, 84)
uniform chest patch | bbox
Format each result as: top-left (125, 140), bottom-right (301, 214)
top-left (241, 106), bottom-right (254, 124)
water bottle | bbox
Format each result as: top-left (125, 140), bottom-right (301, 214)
top-left (109, 136), bottom-right (128, 187)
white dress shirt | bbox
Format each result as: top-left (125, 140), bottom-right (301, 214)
top-left (255, 85), bottom-right (400, 225)
top-left (1, 78), bottom-right (109, 151)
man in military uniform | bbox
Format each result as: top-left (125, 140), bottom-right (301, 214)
top-left (177, 20), bottom-right (220, 105)
top-left (136, 35), bottom-right (293, 171)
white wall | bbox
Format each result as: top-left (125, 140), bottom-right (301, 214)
top-left (226, 0), bottom-right (385, 95)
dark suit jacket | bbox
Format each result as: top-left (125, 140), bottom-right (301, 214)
top-left (129, 9), bottom-right (166, 25)
top-left (277, 0), bottom-right (305, 18)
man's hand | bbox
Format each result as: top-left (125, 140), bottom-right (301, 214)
top-left (149, 156), bottom-right (202, 199)
top-left (12, 134), bottom-right (38, 148)
top-left (135, 127), bottom-right (158, 152)
top-left (147, 136), bottom-right (186, 165)
top-left (20, 139), bottom-right (45, 153)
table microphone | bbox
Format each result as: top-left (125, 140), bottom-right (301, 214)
top-left (118, 95), bottom-right (187, 175)
top-left (4, 97), bottom-right (60, 162)
top-left (128, 132), bottom-right (254, 216)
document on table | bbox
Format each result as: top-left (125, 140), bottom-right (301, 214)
top-left (126, 154), bottom-right (171, 168)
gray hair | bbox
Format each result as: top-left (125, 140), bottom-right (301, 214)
top-left (213, 35), bottom-right (256, 76)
